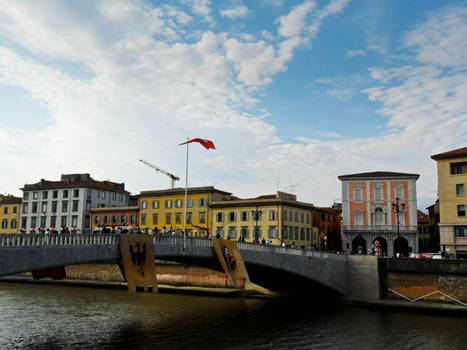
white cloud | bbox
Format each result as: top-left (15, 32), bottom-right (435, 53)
top-left (277, 0), bottom-right (316, 37)
top-left (220, 5), bottom-right (248, 19)
top-left (346, 49), bottom-right (366, 58)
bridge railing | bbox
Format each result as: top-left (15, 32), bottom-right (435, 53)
top-left (0, 234), bottom-right (119, 247)
top-left (152, 235), bottom-right (213, 248)
top-left (237, 241), bottom-right (331, 259)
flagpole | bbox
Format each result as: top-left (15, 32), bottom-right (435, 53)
top-left (183, 137), bottom-right (189, 251)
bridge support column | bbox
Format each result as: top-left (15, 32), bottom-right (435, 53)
top-left (212, 239), bottom-right (249, 289)
top-left (119, 234), bottom-right (158, 293)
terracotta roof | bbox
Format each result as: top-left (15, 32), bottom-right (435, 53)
top-left (431, 146), bottom-right (467, 160)
top-left (338, 171), bottom-right (420, 180)
top-left (210, 197), bottom-right (315, 210)
top-left (0, 196), bottom-right (22, 204)
top-left (139, 186), bottom-right (231, 197)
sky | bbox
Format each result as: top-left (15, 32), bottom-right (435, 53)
top-left (0, 0), bottom-right (466, 210)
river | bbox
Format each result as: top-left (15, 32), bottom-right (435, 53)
top-left (0, 283), bottom-right (466, 349)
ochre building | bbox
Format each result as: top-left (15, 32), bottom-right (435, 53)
top-left (431, 146), bottom-right (467, 258)
top-left (0, 195), bottom-right (21, 234)
top-left (138, 186), bottom-right (232, 236)
top-left (91, 206), bottom-right (139, 230)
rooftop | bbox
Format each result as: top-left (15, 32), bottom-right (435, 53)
top-left (0, 195), bottom-right (22, 204)
top-left (431, 146), bottom-right (467, 160)
top-left (139, 186), bottom-right (231, 197)
top-left (338, 171), bottom-right (420, 180)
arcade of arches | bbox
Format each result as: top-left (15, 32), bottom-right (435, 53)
top-left (351, 235), bottom-right (410, 257)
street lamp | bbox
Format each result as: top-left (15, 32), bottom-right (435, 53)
top-left (392, 197), bottom-right (405, 257)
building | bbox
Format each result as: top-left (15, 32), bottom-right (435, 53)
top-left (417, 210), bottom-right (431, 252)
top-left (138, 186), bottom-right (232, 236)
top-left (20, 174), bottom-right (130, 233)
top-left (210, 191), bottom-right (314, 246)
top-left (0, 195), bottom-right (22, 234)
top-left (431, 147), bottom-right (467, 258)
top-left (313, 207), bottom-right (341, 251)
top-left (91, 206), bottom-right (139, 230)
top-left (338, 171), bottom-right (420, 256)
top-left (426, 200), bottom-right (440, 252)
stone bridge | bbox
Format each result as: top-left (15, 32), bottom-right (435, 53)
top-left (0, 234), bottom-right (380, 301)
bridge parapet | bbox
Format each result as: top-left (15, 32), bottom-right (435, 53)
top-left (0, 234), bottom-right (119, 247)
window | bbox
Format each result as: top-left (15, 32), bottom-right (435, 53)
top-left (456, 184), bottom-right (465, 196)
top-left (300, 212), bottom-right (304, 223)
top-left (42, 191), bottom-right (48, 200)
top-left (87, 189), bottom-right (92, 199)
top-left (3, 207), bottom-right (7, 214)
top-left (306, 214), bottom-right (310, 224)
top-left (1, 220), bottom-right (7, 229)
top-left (216, 212), bottom-right (224, 222)
top-left (103, 216), bottom-right (109, 224)
top-left (300, 228), bottom-right (305, 240)
top-left (61, 216), bottom-right (67, 227)
top-left (270, 210), bottom-right (277, 220)
top-left (86, 202), bottom-right (91, 211)
top-left (130, 215), bottom-right (137, 224)
top-left (455, 226), bottom-right (467, 237)
top-left (11, 218), bottom-right (18, 229)
top-left (111, 193), bottom-right (116, 201)
top-left (176, 213), bottom-right (181, 224)
top-left (165, 200), bottom-right (172, 208)
top-left (216, 227), bottom-right (224, 238)
top-left (253, 210), bottom-right (262, 221)
top-left (121, 215), bottom-right (127, 224)
top-left (33, 192), bottom-right (38, 200)
top-left (294, 227), bottom-right (299, 240)
top-left (32, 203), bottom-right (38, 214)
top-left (228, 227), bottom-right (237, 239)
top-left (141, 215), bottom-right (146, 225)
top-left (53, 190), bottom-right (58, 199)
top-left (166, 213), bottom-right (171, 225)
top-left (52, 201), bottom-right (58, 212)
top-left (21, 217), bottom-right (27, 229)
top-left (141, 200), bottom-right (148, 209)
top-left (200, 212), bottom-right (206, 224)
top-left (94, 216), bottom-right (101, 225)
top-left (283, 226), bottom-right (288, 239)
top-left (119, 193), bottom-right (123, 201)
top-left (241, 211), bottom-right (248, 221)
top-left (451, 162), bottom-right (466, 175)
top-left (375, 207), bottom-right (385, 225)
top-left (199, 198), bottom-right (207, 206)
top-left (175, 199), bottom-right (183, 208)
top-left (354, 186), bottom-right (363, 201)
top-left (31, 217), bottom-right (37, 228)
top-left (295, 212), bottom-right (299, 222)
top-left (241, 227), bottom-right (249, 239)
top-left (187, 199), bottom-right (193, 207)
top-left (354, 210), bottom-right (363, 226)
top-left (63, 190), bottom-right (68, 199)
top-left (268, 226), bottom-right (277, 239)
top-left (186, 213), bottom-right (192, 224)
top-left (254, 227), bottom-right (262, 239)
top-left (306, 228), bottom-right (311, 241)
top-left (22, 203), bottom-right (28, 214)
top-left (100, 191), bottom-right (106, 199)
top-left (50, 216), bottom-right (56, 228)
top-left (72, 200), bottom-right (79, 212)
top-left (229, 212), bottom-right (236, 222)
top-left (112, 215), bottom-right (118, 224)
top-left (458, 205), bottom-right (466, 217)
top-left (40, 216), bottom-right (46, 228)
top-left (13, 207), bottom-right (17, 214)
top-left (72, 216), bottom-right (78, 227)
top-left (73, 189), bottom-right (80, 198)
top-left (23, 192), bottom-right (29, 200)
top-left (153, 214), bottom-right (159, 225)
top-left (395, 185), bottom-right (404, 200)
top-left (375, 184), bottom-right (383, 201)
top-left (283, 209), bottom-right (288, 221)
top-left (41, 202), bottom-right (47, 213)
top-left (152, 200), bottom-right (160, 209)
top-left (62, 201), bottom-right (68, 212)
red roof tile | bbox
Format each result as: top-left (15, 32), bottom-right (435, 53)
top-left (431, 146), bottom-right (467, 160)
top-left (338, 171), bottom-right (419, 180)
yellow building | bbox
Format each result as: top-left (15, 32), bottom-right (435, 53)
top-left (431, 147), bottom-right (467, 258)
top-left (210, 191), bottom-right (315, 246)
top-left (0, 195), bottom-right (22, 234)
top-left (138, 186), bottom-right (232, 235)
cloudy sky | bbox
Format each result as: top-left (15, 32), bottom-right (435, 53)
top-left (0, 0), bottom-right (466, 210)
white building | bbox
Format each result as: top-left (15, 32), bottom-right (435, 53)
top-left (20, 173), bottom-right (129, 232)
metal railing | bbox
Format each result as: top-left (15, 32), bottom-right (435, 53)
top-left (388, 288), bottom-right (466, 306)
top-left (343, 225), bottom-right (418, 231)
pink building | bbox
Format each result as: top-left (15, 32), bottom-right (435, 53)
top-left (338, 171), bottom-right (419, 256)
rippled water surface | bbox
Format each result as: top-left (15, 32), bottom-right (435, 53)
top-left (0, 283), bottom-right (466, 349)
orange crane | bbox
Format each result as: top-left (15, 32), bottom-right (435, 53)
top-left (139, 159), bottom-right (180, 188)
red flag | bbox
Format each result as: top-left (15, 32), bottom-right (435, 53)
top-left (179, 138), bottom-right (215, 150)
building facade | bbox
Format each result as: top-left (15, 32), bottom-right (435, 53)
top-left (313, 207), bottom-right (342, 251)
top-left (20, 174), bottom-right (130, 233)
top-left (338, 171), bottom-right (419, 256)
top-left (210, 191), bottom-right (314, 247)
top-left (426, 201), bottom-right (440, 252)
top-left (0, 195), bottom-right (22, 234)
top-left (431, 147), bottom-right (467, 258)
top-left (138, 186), bottom-right (232, 236)
top-left (91, 206), bottom-right (139, 230)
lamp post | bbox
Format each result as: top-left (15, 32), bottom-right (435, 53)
top-left (392, 197), bottom-right (405, 257)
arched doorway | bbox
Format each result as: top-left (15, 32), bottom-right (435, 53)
top-left (394, 237), bottom-right (409, 257)
top-left (352, 235), bottom-right (367, 255)
top-left (372, 236), bottom-right (387, 256)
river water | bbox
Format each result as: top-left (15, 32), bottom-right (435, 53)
top-left (0, 283), bottom-right (466, 349)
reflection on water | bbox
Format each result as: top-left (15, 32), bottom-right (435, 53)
top-left (0, 283), bottom-right (466, 349)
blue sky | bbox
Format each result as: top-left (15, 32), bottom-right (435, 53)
top-left (0, 0), bottom-right (466, 210)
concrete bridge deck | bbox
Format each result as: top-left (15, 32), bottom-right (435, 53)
top-left (0, 234), bottom-right (380, 301)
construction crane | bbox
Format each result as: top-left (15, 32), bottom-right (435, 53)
top-left (139, 159), bottom-right (180, 188)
